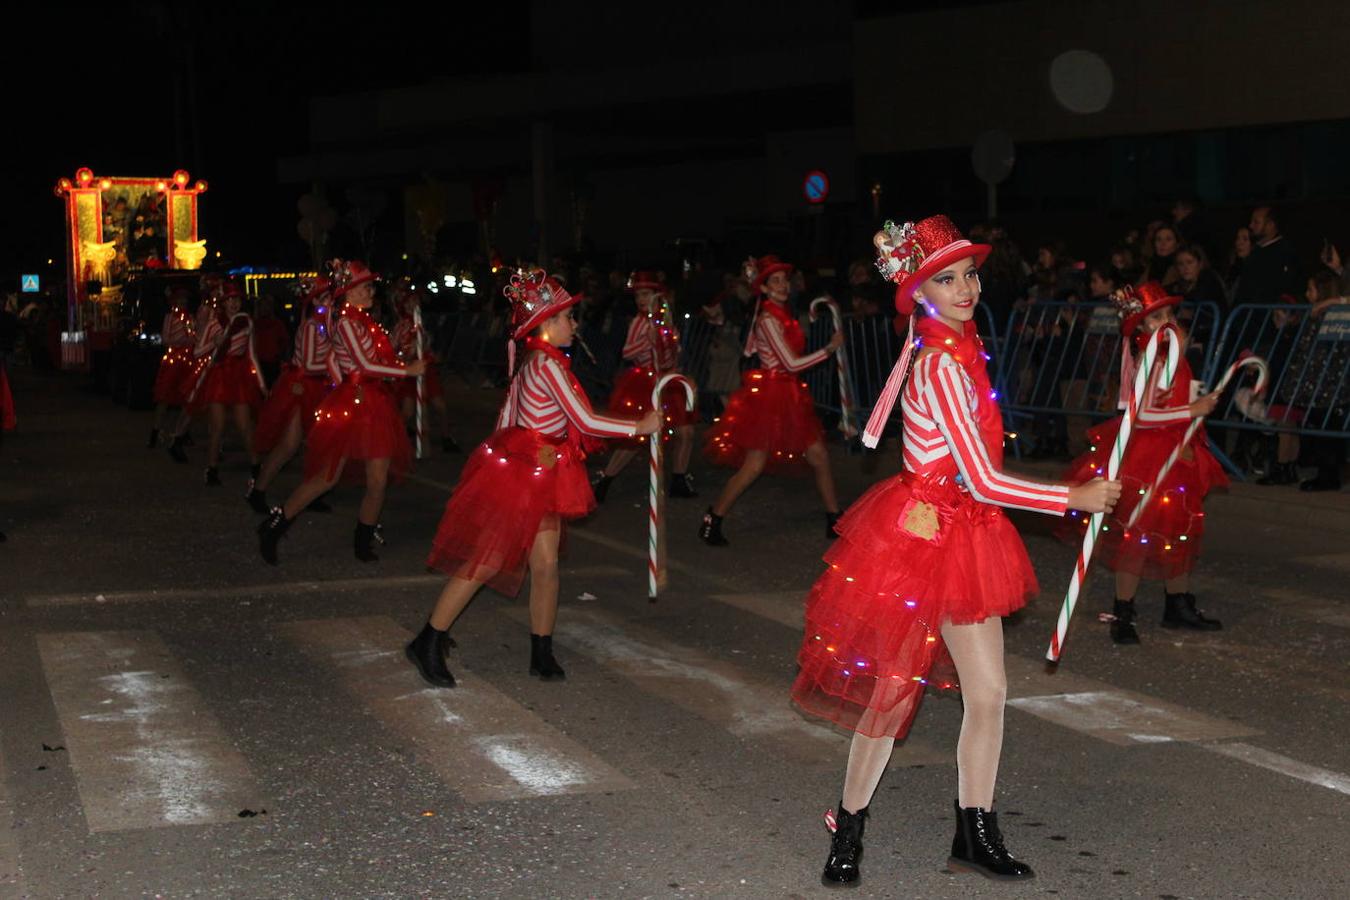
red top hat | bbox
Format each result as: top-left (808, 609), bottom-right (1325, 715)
top-left (329, 259), bottom-right (379, 299)
top-left (744, 255), bottom-right (794, 295)
top-left (221, 280), bottom-right (245, 300)
top-left (1112, 281), bottom-right (1181, 336)
top-left (627, 270), bottom-right (664, 292)
top-left (874, 215), bottom-right (991, 314)
top-left (505, 268), bottom-right (582, 339)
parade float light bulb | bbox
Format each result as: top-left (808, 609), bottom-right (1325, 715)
top-left (462, 286), bottom-right (476, 295)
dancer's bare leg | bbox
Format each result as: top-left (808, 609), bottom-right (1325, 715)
top-left (527, 517), bottom-right (562, 635)
top-left (941, 617), bottom-right (1007, 810)
top-left (256, 412), bottom-right (303, 491)
top-left (804, 441), bottom-right (840, 513)
top-left (711, 450), bottom-right (767, 516)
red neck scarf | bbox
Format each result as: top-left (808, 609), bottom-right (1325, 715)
top-left (915, 315), bottom-right (1004, 466)
top-left (760, 297), bottom-right (805, 355)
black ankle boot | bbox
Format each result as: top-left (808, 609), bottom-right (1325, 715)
top-left (821, 802), bottom-right (867, 887)
top-left (405, 623), bottom-right (456, 688)
top-left (1162, 591), bottom-right (1222, 630)
top-left (442, 436), bottom-right (462, 454)
top-left (592, 473), bottom-right (614, 504)
top-left (699, 507), bottom-right (728, 546)
top-left (257, 507), bottom-right (293, 565)
top-left (354, 522), bottom-right (379, 562)
top-left (167, 434), bottom-right (188, 463)
top-left (204, 466), bottom-right (222, 486)
top-left (667, 472), bottom-right (698, 498)
top-left (1110, 599), bottom-right (1140, 644)
top-left (825, 511), bottom-right (842, 539)
top-left (1257, 461), bottom-right (1298, 485)
top-left (948, 800), bottom-right (1035, 881)
top-left (245, 483), bottom-right (269, 514)
top-left (529, 634), bottom-right (566, 680)
top-left (147, 428), bottom-right (159, 449)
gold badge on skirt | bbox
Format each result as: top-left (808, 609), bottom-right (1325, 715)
top-left (291, 381), bottom-right (306, 396)
top-left (899, 499), bottom-right (940, 541)
top-left (537, 446), bottom-right (558, 469)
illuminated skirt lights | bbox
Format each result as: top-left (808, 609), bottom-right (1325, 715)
top-left (188, 356), bottom-right (262, 412)
top-left (702, 369), bottom-right (822, 475)
top-left (425, 426), bottom-right (594, 597)
top-left (1058, 417), bottom-right (1227, 579)
top-left (606, 365), bottom-right (700, 449)
top-left (790, 472), bottom-right (1038, 739)
top-left (253, 367), bottom-right (329, 453)
top-left (152, 348), bottom-right (199, 406)
top-left (302, 379), bottom-right (411, 486)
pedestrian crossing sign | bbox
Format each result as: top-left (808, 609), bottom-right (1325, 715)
top-left (22, 274), bottom-right (40, 292)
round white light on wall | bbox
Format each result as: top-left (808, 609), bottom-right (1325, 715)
top-left (1049, 50), bottom-right (1114, 114)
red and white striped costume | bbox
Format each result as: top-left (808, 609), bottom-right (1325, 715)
top-left (153, 306), bottom-right (198, 406)
top-left (746, 313), bottom-right (829, 374)
top-left (330, 310), bottom-right (406, 380)
top-left (390, 312), bottom-right (444, 402)
top-left (162, 308), bottom-right (194, 349)
top-left (607, 314), bottom-right (696, 440)
top-left (502, 347), bottom-right (638, 440)
top-left (292, 318), bottom-right (331, 375)
top-left (253, 315), bottom-right (333, 453)
top-left (189, 313), bottom-right (264, 409)
top-left (620, 315), bottom-right (680, 373)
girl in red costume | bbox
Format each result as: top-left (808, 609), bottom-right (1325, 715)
top-left (166, 281), bottom-right (222, 463)
top-left (405, 268), bottom-right (660, 688)
top-left (245, 275), bottom-right (335, 514)
top-left (1059, 282), bottom-right (1224, 644)
top-left (791, 217), bottom-right (1121, 887)
top-left (185, 281), bottom-right (264, 487)
top-left (593, 271), bottom-right (699, 502)
top-left (148, 285), bottom-right (195, 449)
top-left (699, 255), bottom-right (844, 544)
top-left (258, 260), bottom-right (427, 564)
top-left (389, 280), bottom-right (460, 453)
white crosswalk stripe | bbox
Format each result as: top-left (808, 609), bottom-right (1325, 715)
top-left (35, 630), bottom-right (268, 833)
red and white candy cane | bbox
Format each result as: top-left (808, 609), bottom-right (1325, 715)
top-left (649, 373), bottom-right (696, 601)
top-left (1124, 353), bottom-right (1268, 532)
top-left (412, 305), bottom-right (427, 459)
top-left (1047, 325), bottom-right (1180, 663)
top-left (809, 297), bottom-right (858, 439)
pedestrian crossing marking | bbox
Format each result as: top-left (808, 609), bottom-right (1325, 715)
top-left (277, 617), bottom-right (635, 803)
top-left (35, 631), bottom-right (267, 833)
top-left (1006, 690), bottom-right (1258, 746)
top-left (1206, 742), bottom-right (1350, 797)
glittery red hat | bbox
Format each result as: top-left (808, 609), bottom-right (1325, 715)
top-left (221, 280), bottom-right (244, 300)
top-left (627, 270), bottom-right (664, 292)
top-left (874, 216), bottom-right (991, 315)
top-left (743, 255), bottom-right (794, 295)
top-left (1113, 281), bottom-right (1181, 336)
top-left (505, 268), bottom-right (581, 339)
top-left (329, 259), bottom-right (379, 299)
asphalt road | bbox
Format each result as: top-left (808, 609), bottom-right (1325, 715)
top-left (2, 368), bottom-right (1348, 899)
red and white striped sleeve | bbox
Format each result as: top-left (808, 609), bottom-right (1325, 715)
top-left (1135, 365), bottom-right (1192, 429)
top-left (760, 316), bottom-right (829, 373)
top-left (923, 355), bottom-right (1069, 515)
top-left (390, 317), bottom-right (414, 356)
top-left (338, 318), bottom-right (407, 378)
top-left (621, 316), bottom-right (654, 366)
top-left (538, 357), bottom-right (638, 439)
top-left (193, 319), bottom-right (223, 359)
top-left (301, 321), bottom-right (327, 374)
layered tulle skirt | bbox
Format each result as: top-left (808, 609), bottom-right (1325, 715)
top-left (393, 359), bottom-right (444, 403)
top-left (790, 472), bottom-right (1040, 739)
top-left (703, 369), bottom-right (823, 474)
top-left (302, 378), bottom-right (412, 485)
top-left (607, 366), bottom-right (700, 449)
top-left (1058, 417), bottom-right (1227, 579)
top-left (253, 366), bottom-right (329, 453)
top-left (426, 426), bottom-right (595, 596)
top-left (188, 355), bottom-right (263, 412)
top-left (152, 347), bottom-right (199, 406)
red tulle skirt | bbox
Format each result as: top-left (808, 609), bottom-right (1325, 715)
top-left (791, 472), bottom-right (1040, 739)
top-left (426, 427), bottom-right (595, 597)
top-left (188, 356), bottom-right (263, 412)
top-left (393, 360), bottom-right (444, 403)
top-left (302, 378), bottom-right (412, 485)
top-left (152, 347), bottom-right (198, 406)
top-left (253, 367), bottom-right (329, 454)
top-left (703, 369), bottom-right (823, 474)
top-left (1058, 417), bottom-right (1227, 580)
top-left (606, 366), bottom-right (700, 448)
top-left (0, 365), bottom-right (14, 431)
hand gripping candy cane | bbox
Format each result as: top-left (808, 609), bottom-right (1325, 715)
top-left (1123, 353), bottom-right (1268, 532)
top-left (1047, 326), bottom-right (1180, 662)
top-left (809, 297), bottom-right (859, 439)
top-left (412, 305), bottom-right (427, 460)
top-left (649, 373), bottom-right (696, 601)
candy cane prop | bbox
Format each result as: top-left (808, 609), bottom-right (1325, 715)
top-left (412, 305), bottom-right (427, 460)
top-left (649, 373), bottom-right (696, 601)
top-left (809, 297), bottom-right (859, 439)
top-left (1048, 326), bottom-right (1180, 662)
top-left (1124, 354), bottom-right (1268, 531)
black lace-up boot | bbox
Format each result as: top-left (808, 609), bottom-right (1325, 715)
top-left (698, 507), bottom-right (728, 546)
top-left (354, 522), bottom-right (379, 562)
top-left (529, 634), bottom-right (566, 680)
top-left (667, 472), bottom-right (698, 498)
top-left (167, 434), bottom-right (188, 463)
top-left (257, 507), bottom-right (293, 565)
top-left (1162, 591), bottom-right (1222, 630)
top-left (204, 466), bottom-right (222, 486)
top-left (592, 473), bottom-right (614, 504)
top-left (825, 511), bottom-right (842, 539)
top-left (947, 800), bottom-right (1034, 880)
top-left (821, 802), bottom-right (867, 887)
top-left (405, 623), bottom-right (456, 688)
top-left (245, 482), bottom-right (269, 514)
top-left (1110, 598), bottom-right (1140, 644)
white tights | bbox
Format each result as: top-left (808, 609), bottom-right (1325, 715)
top-left (841, 617), bottom-right (1007, 813)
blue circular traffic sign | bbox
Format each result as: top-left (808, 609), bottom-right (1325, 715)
top-left (803, 170), bottom-right (830, 204)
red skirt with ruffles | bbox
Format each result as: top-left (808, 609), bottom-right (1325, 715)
top-left (607, 366), bottom-right (700, 449)
top-left (188, 356), bottom-right (263, 412)
top-left (393, 359), bottom-right (444, 403)
top-left (426, 426), bottom-right (595, 597)
top-left (253, 366), bottom-right (329, 454)
top-left (301, 378), bottom-right (412, 485)
top-left (1057, 417), bottom-right (1227, 580)
top-left (790, 471), bottom-right (1039, 739)
top-left (703, 369), bottom-right (823, 474)
top-left (152, 347), bottom-right (198, 406)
